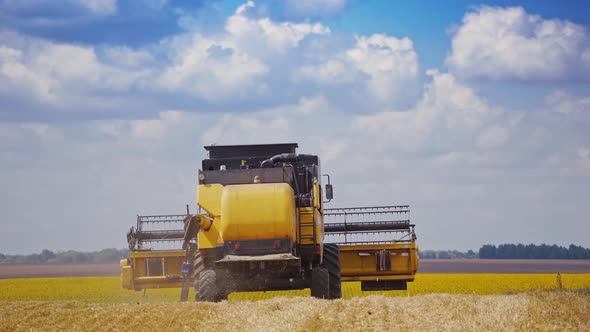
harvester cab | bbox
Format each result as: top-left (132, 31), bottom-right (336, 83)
top-left (121, 143), bottom-right (419, 301)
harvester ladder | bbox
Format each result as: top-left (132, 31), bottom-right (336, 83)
top-left (298, 207), bottom-right (316, 244)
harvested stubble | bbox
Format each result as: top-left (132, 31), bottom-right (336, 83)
top-left (1, 291), bottom-right (589, 331)
top-left (1, 274), bottom-right (589, 331)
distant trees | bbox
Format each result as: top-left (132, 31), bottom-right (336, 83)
top-left (40, 249), bottom-right (56, 262)
top-left (419, 250), bottom-right (477, 259)
top-left (418, 244), bottom-right (590, 259)
top-left (0, 248), bottom-right (129, 264)
top-left (2, 244), bottom-right (589, 263)
top-left (479, 244), bottom-right (590, 259)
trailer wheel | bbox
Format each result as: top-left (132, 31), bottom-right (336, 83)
top-left (322, 244), bottom-right (342, 299)
top-left (196, 270), bottom-right (219, 302)
top-left (310, 267), bottom-right (329, 299)
top-left (193, 251), bottom-right (205, 301)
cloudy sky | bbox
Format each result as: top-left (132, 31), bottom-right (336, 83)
top-left (1, 0), bottom-right (589, 254)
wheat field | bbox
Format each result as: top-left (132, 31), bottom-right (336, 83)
top-left (1, 274), bottom-right (589, 331)
top-left (1, 273), bottom-right (589, 303)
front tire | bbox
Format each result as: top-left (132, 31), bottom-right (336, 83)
top-left (311, 267), bottom-right (329, 299)
top-left (196, 270), bottom-right (219, 302)
top-left (193, 251), bottom-right (205, 301)
top-left (322, 244), bottom-right (342, 299)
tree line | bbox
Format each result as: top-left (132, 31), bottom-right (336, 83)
top-left (2, 243), bottom-right (589, 263)
top-left (419, 249), bottom-right (478, 259)
top-left (419, 244), bottom-right (590, 259)
top-left (0, 248), bottom-right (129, 264)
top-left (478, 244), bottom-right (590, 259)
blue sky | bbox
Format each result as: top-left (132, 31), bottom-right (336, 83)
top-left (1, 0), bottom-right (589, 254)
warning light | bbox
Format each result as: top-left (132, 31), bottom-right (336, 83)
top-left (273, 240), bottom-right (282, 249)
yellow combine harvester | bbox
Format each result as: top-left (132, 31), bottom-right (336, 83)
top-left (121, 143), bottom-right (419, 301)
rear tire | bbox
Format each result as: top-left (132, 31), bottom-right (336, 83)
top-left (193, 251), bottom-right (205, 301)
top-left (311, 267), bottom-right (329, 299)
top-left (322, 244), bottom-right (342, 299)
top-left (196, 270), bottom-right (219, 302)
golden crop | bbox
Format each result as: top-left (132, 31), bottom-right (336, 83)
top-left (0, 273), bottom-right (588, 303)
top-left (1, 275), bottom-right (589, 331)
top-left (1, 289), bottom-right (590, 331)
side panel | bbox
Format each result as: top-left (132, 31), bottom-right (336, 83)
top-left (197, 184), bottom-right (224, 216)
top-left (120, 259), bottom-right (133, 289)
top-left (122, 250), bottom-right (187, 290)
top-left (338, 243), bottom-right (418, 282)
top-left (197, 184), bottom-right (224, 248)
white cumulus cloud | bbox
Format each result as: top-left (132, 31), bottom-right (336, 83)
top-left (295, 59), bottom-right (355, 83)
top-left (446, 6), bottom-right (590, 81)
top-left (159, 35), bottom-right (269, 100)
top-left (477, 125), bottom-right (510, 148)
top-left (546, 90), bottom-right (590, 114)
top-left (347, 34), bottom-right (418, 102)
top-left (0, 1), bottom-right (339, 109)
top-left (294, 33), bottom-right (419, 106)
top-left (354, 70), bottom-right (501, 152)
top-left (0, 32), bottom-right (149, 106)
top-left (226, 1), bottom-right (330, 54)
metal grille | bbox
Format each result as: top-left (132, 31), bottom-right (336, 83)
top-left (323, 205), bottom-right (415, 245)
top-left (127, 214), bottom-right (188, 250)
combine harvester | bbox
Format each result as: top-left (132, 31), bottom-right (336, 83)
top-left (121, 143), bottom-right (419, 301)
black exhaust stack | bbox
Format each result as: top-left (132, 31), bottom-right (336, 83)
top-left (261, 153), bottom-right (298, 168)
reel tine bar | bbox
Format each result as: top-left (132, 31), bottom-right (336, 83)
top-left (323, 205), bottom-right (415, 245)
top-left (128, 214), bottom-right (189, 250)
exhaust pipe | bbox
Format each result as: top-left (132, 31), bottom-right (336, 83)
top-left (261, 153), bottom-right (298, 168)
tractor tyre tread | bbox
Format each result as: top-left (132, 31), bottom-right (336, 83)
top-left (311, 267), bottom-right (330, 299)
top-left (193, 251), bottom-right (205, 301)
top-left (322, 244), bottom-right (342, 299)
top-left (196, 270), bottom-right (219, 302)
